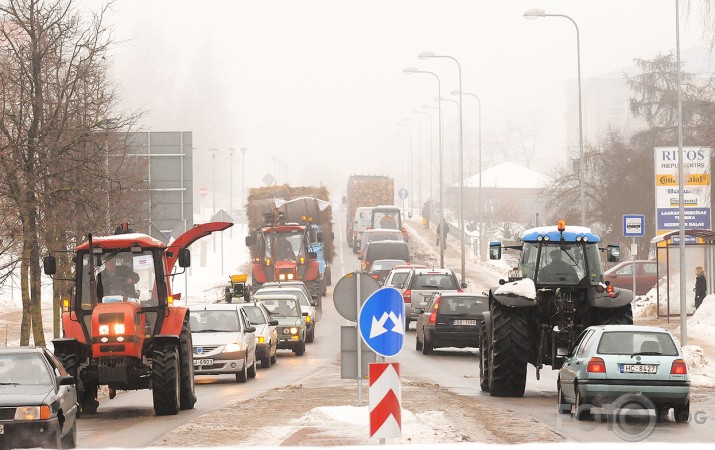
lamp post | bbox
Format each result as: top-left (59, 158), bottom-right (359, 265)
top-left (394, 126), bottom-right (413, 208)
top-left (452, 89), bottom-right (483, 261)
top-left (227, 148), bottom-right (236, 214)
top-left (420, 52), bottom-right (466, 283)
top-left (524, 8), bottom-right (585, 225)
top-left (404, 67), bottom-right (445, 268)
top-left (239, 147), bottom-right (247, 209)
top-left (402, 117), bottom-right (422, 209)
top-left (209, 148), bottom-right (219, 217)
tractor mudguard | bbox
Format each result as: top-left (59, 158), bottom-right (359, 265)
top-left (160, 307), bottom-right (189, 335)
top-left (52, 337), bottom-right (87, 359)
top-left (490, 290), bottom-right (539, 308)
top-left (152, 335), bottom-right (181, 349)
top-left (590, 288), bottom-right (634, 308)
top-left (303, 261), bottom-right (320, 281)
top-left (61, 312), bottom-right (88, 344)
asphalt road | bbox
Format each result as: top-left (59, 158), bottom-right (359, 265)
top-left (73, 213), bottom-right (715, 445)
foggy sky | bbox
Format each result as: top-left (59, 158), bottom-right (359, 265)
top-left (101, 0), bottom-right (705, 210)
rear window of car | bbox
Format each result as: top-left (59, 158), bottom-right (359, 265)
top-left (438, 296), bottom-right (487, 315)
top-left (387, 272), bottom-right (409, 287)
top-left (597, 331), bottom-right (678, 356)
top-left (372, 260), bottom-right (406, 271)
top-left (365, 243), bottom-right (409, 262)
top-left (413, 273), bottom-right (458, 290)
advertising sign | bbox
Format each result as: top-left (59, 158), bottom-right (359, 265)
top-left (654, 147), bottom-right (711, 242)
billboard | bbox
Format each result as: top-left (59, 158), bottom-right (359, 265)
top-left (654, 147), bottom-right (711, 242)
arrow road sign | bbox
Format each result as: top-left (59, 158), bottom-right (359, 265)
top-left (358, 287), bottom-right (405, 357)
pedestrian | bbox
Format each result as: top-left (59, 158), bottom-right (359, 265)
top-left (694, 266), bottom-right (707, 310)
top-left (421, 201), bottom-right (431, 229)
top-left (435, 220), bottom-right (449, 247)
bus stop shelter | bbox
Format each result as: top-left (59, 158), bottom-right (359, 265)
top-left (650, 229), bottom-right (715, 320)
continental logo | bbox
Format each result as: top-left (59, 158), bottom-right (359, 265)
top-left (656, 174), bottom-right (710, 186)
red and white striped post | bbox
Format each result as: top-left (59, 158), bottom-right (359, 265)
top-left (369, 362), bottom-right (401, 440)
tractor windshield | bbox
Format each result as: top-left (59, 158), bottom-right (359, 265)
top-left (265, 231), bottom-right (303, 261)
top-left (520, 242), bottom-right (604, 285)
top-left (80, 250), bottom-right (159, 309)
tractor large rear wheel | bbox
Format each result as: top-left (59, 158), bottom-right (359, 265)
top-left (179, 318), bottom-right (197, 410)
top-left (479, 321), bottom-right (490, 392)
top-left (594, 304), bottom-right (633, 326)
top-left (489, 301), bottom-right (529, 397)
top-left (152, 344), bottom-right (180, 416)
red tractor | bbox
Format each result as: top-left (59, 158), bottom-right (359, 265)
top-left (246, 211), bottom-right (321, 298)
top-left (44, 222), bottom-right (232, 416)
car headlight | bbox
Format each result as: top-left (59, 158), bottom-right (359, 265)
top-left (283, 327), bottom-right (291, 334)
top-left (224, 343), bottom-right (242, 353)
top-left (15, 406), bottom-right (50, 420)
top-left (290, 327), bottom-right (298, 335)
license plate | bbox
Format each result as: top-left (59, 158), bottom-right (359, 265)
top-left (194, 358), bottom-right (213, 366)
top-left (621, 364), bottom-right (657, 373)
top-left (454, 320), bottom-right (477, 326)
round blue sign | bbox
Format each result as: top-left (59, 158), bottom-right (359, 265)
top-left (358, 287), bottom-right (405, 357)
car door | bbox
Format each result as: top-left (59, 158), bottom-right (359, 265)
top-left (415, 297), bottom-right (434, 343)
top-left (44, 350), bottom-right (78, 426)
top-left (559, 329), bottom-right (595, 399)
top-left (261, 304), bottom-right (278, 354)
top-left (639, 262), bottom-right (659, 295)
top-left (239, 309), bottom-right (256, 364)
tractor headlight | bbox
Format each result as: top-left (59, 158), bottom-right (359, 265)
top-left (287, 273), bottom-right (295, 280)
top-left (98, 324), bottom-right (110, 335)
top-left (114, 323), bottom-right (125, 335)
top-left (279, 273), bottom-right (286, 280)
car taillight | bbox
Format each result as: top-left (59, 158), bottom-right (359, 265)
top-left (671, 359), bottom-right (687, 374)
top-left (403, 289), bottom-right (411, 303)
top-left (587, 357), bottom-right (606, 373)
top-left (429, 297), bottom-right (441, 324)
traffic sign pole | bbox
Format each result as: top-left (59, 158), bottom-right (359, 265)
top-left (356, 271), bottom-right (362, 407)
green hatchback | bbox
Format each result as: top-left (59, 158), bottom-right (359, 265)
top-left (257, 294), bottom-right (307, 356)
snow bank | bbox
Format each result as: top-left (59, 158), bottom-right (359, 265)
top-left (633, 273), bottom-right (697, 318)
top-left (681, 345), bottom-right (715, 388)
top-left (494, 278), bottom-right (536, 300)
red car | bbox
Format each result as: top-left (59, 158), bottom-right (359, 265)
top-left (603, 260), bottom-right (660, 295)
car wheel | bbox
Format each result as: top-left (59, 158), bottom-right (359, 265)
top-left (61, 419), bottom-right (78, 449)
top-left (574, 386), bottom-right (591, 421)
top-left (405, 318), bottom-right (410, 331)
top-left (236, 361), bottom-right (248, 383)
top-left (557, 381), bottom-right (570, 414)
top-left (415, 334), bottom-right (423, 351)
top-left (261, 353), bottom-right (272, 368)
top-left (248, 358), bottom-right (257, 379)
top-left (422, 338), bottom-right (433, 355)
top-left (295, 341), bottom-right (306, 356)
top-left (306, 326), bottom-right (315, 343)
top-left (270, 351), bottom-right (277, 365)
top-left (674, 401), bottom-right (690, 423)
top-left (656, 407), bottom-right (670, 422)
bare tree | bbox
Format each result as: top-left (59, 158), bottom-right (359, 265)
top-left (0, 0), bottom-right (142, 345)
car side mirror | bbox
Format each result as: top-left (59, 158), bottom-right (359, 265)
top-left (310, 301), bottom-right (318, 307)
top-left (461, 282), bottom-right (468, 289)
top-left (245, 326), bottom-right (256, 333)
top-left (269, 319), bottom-right (279, 326)
top-left (57, 375), bottom-right (75, 386)
top-left (302, 312), bottom-right (309, 317)
top-left (43, 255), bottom-right (57, 275)
top-left (178, 248), bottom-right (191, 268)
top-left (498, 279), bottom-right (506, 285)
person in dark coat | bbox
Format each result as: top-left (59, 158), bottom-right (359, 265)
top-left (694, 266), bottom-right (707, 310)
top-left (436, 220), bottom-right (450, 247)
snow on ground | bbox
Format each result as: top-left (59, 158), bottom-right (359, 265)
top-left (634, 272), bottom-right (697, 318)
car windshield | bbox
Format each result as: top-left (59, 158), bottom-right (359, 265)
top-left (438, 296), bottom-right (488, 315)
top-left (80, 250), bottom-right (158, 309)
top-left (597, 331), bottom-right (679, 356)
top-left (414, 273), bottom-right (457, 290)
top-left (242, 305), bottom-right (267, 325)
top-left (190, 310), bottom-right (241, 332)
top-left (372, 210), bottom-right (401, 229)
top-left (0, 354), bottom-right (52, 385)
top-left (264, 231), bottom-right (302, 260)
top-left (262, 299), bottom-right (300, 317)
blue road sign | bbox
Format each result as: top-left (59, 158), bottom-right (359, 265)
top-left (623, 214), bottom-right (646, 238)
top-left (398, 188), bottom-right (409, 200)
top-left (358, 287), bottom-right (405, 357)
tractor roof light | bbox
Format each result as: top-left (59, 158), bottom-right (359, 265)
top-left (557, 220), bottom-right (566, 232)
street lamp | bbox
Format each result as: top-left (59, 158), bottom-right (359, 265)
top-left (524, 8), bottom-right (585, 225)
top-left (420, 51), bottom-right (466, 283)
top-left (402, 117), bottom-right (422, 209)
top-left (412, 109), bottom-right (433, 215)
top-left (394, 125), bottom-right (413, 207)
top-left (209, 148), bottom-right (219, 217)
top-left (240, 147), bottom-right (247, 209)
top-left (404, 67), bottom-right (445, 268)
top-left (227, 148), bottom-right (236, 214)
top-left (452, 89), bottom-right (484, 262)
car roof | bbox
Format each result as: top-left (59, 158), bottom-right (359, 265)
top-left (587, 324), bottom-right (671, 334)
top-left (261, 281), bottom-right (309, 289)
top-left (254, 293), bottom-right (299, 301)
top-left (412, 266), bottom-right (455, 274)
top-left (189, 303), bottom-right (240, 311)
top-left (0, 346), bottom-right (45, 355)
top-left (373, 259), bottom-right (407, 264)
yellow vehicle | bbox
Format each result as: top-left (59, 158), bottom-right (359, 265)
top-left (225, 274), bottom-right (249, 303)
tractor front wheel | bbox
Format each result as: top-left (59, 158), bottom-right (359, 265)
top-left (152, 344), bottom-right (181, 416)
top-left (179, 318), bottom-right (197, 410)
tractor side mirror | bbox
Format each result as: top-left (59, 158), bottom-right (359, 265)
top-left (178, 248), bottom-right (191, 267)
top-left (308, 251), bottom-right (317, 259)
top-left (489, 242), bottom-right (502, 260)
top-left (245, 235), bottom-right (256, 246)
top-left (43, 256), bottom-right (57, 275)
top-left (607, 245), bottom-right (620, 263)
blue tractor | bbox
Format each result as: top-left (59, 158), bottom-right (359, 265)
top-left (308, 223), bottom-right (331, 296)
top-left (480, 220), bottom-right (634, 397)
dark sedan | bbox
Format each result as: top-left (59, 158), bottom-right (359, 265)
top-left (415, 293), bottom-right (488, 354)
top-left (603, 260), bottom-right (660, 295)
top-left (0, 347), bottom-right (78, 449)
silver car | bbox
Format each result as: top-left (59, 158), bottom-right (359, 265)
top-left (236, 302), bottom-right (279, 368)
top-left (558, 325), bottom-right (690, 422)
top-left (255, 285), bottom-right (318, 343)
top-left (190, 304), bottom-right (258, 383)
top-left (402, 267), bottom-right (466, 329)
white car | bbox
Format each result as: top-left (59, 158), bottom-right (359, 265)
top-left (255, 285), bottom-right (318, 343)
top-left (236, 301), bottom-right (279, 368)
top-left (189, 303), bottom-right (258, 383)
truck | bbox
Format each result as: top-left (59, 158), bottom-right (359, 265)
top-left (246, 186), bottom-right (334, 299)
top-left (43, 221), bottom-right (233, 415)
top-left (480, 220), bottom-right (634, 397)
top-left (345, 175), bottom-right (394, 249)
